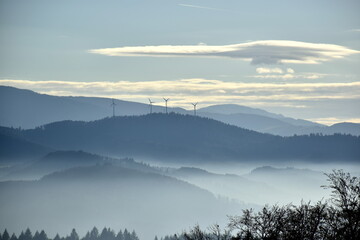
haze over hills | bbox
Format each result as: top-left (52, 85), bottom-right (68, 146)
top-left (199, 104), bottom-right (320, 127)
top-left (166, 167), bottom-right (289, 205)
top-left (0, 150), bottom-right (158, 181)
top-left (0, 85), bottom-right (185, 129)
top-left (1, 86), bottom-right (360, 136)
top-left (244, 166), bottom-right (330, 204)
top-left (1, 150), bottom-right (106, 180)
top-left (198, 104), bottom-right (360, 136)
top-left (0, 148), bottom-right (331, 227)
top-left (0, 164), bottom-right (242, 239)
top-left (1, 113), bottom-right (359, 163)
top-left (0, 130), bottom-right (51, 163)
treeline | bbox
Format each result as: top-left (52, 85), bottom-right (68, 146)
top-left (11, 113), bottom-right (358, 162)
top-left (161, 170), bottom-right (360, 240)
top-left (0, 227), bottom-right (139, 240)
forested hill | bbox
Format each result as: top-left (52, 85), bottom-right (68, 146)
top-left (0, 164), bottom-right (240, 238)
top-left (6, 113), bottom-right (360, 162)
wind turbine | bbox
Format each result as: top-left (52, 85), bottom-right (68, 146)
top-left (163, 98), bottom-right (170, 114)
top-left (148, 98), bottom-right (155, 114)
top-left (191, 102), bottom-right (198, 116)
top-left (111, 99), bottom-right (116, 117)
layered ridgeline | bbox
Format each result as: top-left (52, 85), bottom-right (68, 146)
top-left (0, 149), bottom-right (331, 206)
top-left (1, 86), bottom-right (360, 136)
top-left (0, 148), bottom-right (333, 239)
top-left (0, 150), bottom-right (157, 180)
top-left (0, 163), bottom-right (242, 239)
top-left (1, 113), bottom-right (359, 163)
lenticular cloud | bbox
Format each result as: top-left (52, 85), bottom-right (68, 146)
top-left (89, 40), bottom-right (359, 65)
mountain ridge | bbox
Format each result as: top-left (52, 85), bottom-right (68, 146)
top-left (2, 113), bottom-right (358, 163)
top-left (0, 163), bottom-right (241, 238)
top-left (2, 85), bottom-right (359, 136)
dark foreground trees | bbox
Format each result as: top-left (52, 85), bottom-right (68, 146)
top-left (162, 170), bottom-right (359, 240)
top-left (0, 228), bottom-right (139, 240)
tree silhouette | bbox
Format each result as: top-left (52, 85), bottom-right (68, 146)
top-left (130, 231), bottom-right (138, 240)
top-left (9, 234), bottom-right (17, 240)
top-left (18, 232), bottom-right (25, 240)
top-left (100, 228), bottom-right (115, 240)
top-left (115, 230), bottom-right (123, 240)
top-left (66, 229), bottom-right (79, 240)
top-left (23, 229), bottom-right (32, 240)
top-left (2, 230), bottom-right (10, 240)
top-left (53, 234), bottom-right (61, 240)
top-left (122, 230), bottom-right (130, 240)
top-left (1, 228), bottom-right (140, 240)
top-left (90, 227), bottom-right (99, 240)
top-left (323, 170), bottom-right (360, 240)
top-left (175, 170), bottom-right (360, 240)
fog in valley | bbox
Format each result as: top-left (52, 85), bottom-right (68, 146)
top-left (0, 88), bottom-right (359, 238)
top-left (1, 147), bottom-right (358, 238)
top-left (1, 1), bottom-right (360, 238)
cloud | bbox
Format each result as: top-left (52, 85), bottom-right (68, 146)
top-left (250, 72), bottom-right (326, 80)
top-left (287, 68), bottom-right (295, 73)
top-left (309, 117), bottom-right (360, 125)
top-left (256, 68), bottom-right (283, 74)
top-left (1, 79), bottom-right (360, 109)
top-left (89, 40), bottom-right (359, 65)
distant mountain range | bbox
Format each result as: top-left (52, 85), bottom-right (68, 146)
top-left (0, 148), bottom-right (330, 206)
top-left (0, 163), bottom-right (241, 238)
top-left (1, 113), bottom-right (359, 163)
top-left (244, 166), bottom-right (330, 203)
top-left (166, 167), bottom-right (287, 205)
top-left (0, 128), bottom-right (51, 162)
top-left (1, 86), bottom-right (360, 136)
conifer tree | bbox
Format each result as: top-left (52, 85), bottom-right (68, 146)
top-left (67, 229), bottom-right (79, 240)
top-left (38, 230), bottom-right (47, 240)
top-left (115, 231), bottom-right (123, 240)
top-left (2, 230), bottom-right (10, 240)
top-left (23, 229), bottom-right (32, 240)
top-left (53, 234), bottom-right (61, 240)
top-left (130, 231), bottom-right (138, 240)
top-left (33, 231), bottom-right (40, 240)
top-left (82, 232), bottom-right (90, 240)
top-left (122, 230), bottom-right (130, 240)
top-left (90, 227), bottom-right (99, 240)
top-left (9, 233), bottom-right (17, 240)
top-left (18, 232), bottom-right (25, 240)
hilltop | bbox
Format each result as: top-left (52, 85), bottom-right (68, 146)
top-left (2, 113), bottom-right (358, 163)
top-left (2, 86), bottom-right (359, 136)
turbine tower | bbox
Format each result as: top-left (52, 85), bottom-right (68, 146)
top-left (163, 98), bottom-right (170, 114)
top-left (111, 99), bottom-right (116, 117)
top-left (191, 102), bottom-right (198, 116)
top-left (148, 98), bottom-right (155, 114)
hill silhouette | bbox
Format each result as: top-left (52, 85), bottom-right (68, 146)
top-left (3, 86), bottom-right (360, 136)
top-left (0, 164), bottom-right (242, 238)
top-left (199, 104), bottom-right (320, 127)
top-left (0, 131), bottom-right (51, 163)
top-left (6, 113), bottom-right (358, 162)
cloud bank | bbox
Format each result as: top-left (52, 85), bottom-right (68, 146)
top-left (1, 79), bottom-right (359, 107)
top-left (89, 40), bottom-right (359, 65)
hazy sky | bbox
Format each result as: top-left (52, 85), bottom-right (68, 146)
top-left (0, 0), bottom-right (359, 124)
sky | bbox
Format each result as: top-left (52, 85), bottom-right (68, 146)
top-left (0, 0), bottom-right (359, 124)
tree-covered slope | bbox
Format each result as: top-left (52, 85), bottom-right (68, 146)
top-left (15, 113), bottom-right (360, 162)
